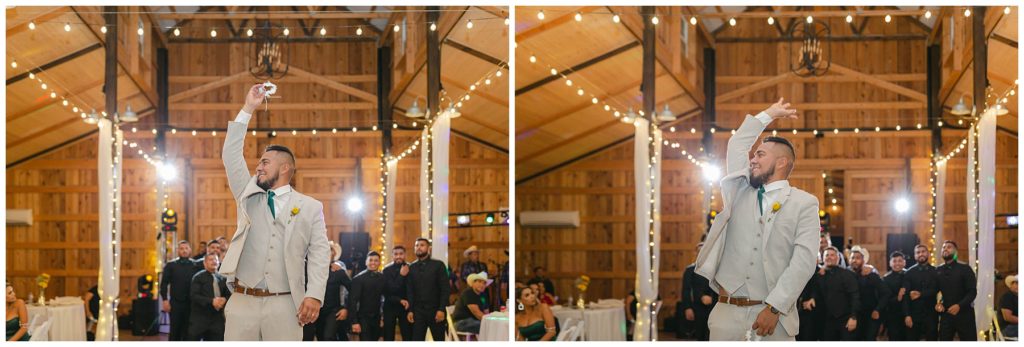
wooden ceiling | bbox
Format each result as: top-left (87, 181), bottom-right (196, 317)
top-left (6, 6), bottom-right (509, 167)
top-left (514, 6), bottom-right (1017, 182)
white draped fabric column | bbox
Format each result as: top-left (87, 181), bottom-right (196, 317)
top-left (966, 124), bottom-right (977, 268)
top-left (933, 161), bottom-right (947, 263)
top-left (95, 119), bottom-right (117, 341)
top-left (112, 127), bottom-right (124, 340)
top-left (632, 119), bottom-right (661, 341)
top-left (420, 130), bottom-right (430, 237)
top-left (431, 113), bottom-right (451, 265)
top-left (385, 159), bottom-right (398, 260)
top-left (975, 109), bottom-right (997, 335)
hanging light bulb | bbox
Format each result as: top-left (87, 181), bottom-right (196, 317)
top-left (485, 78), bottom-right (491, 85)
top-left (496, 70), bottom-right (503, 77)
top-left (690, 16), bottom-right (698, 26)
top-left (446, 102), bottom-right (461, 118)
top-left (210, 28), bottom-right (217, 37)
top-left (73, 106), bottom-right (78, 113)
top-left (121, 104), bottom-right (138, 122)
top-left (28, 21), bottom-right (37, 30)
top-left (49, 91), bottom-right (56, 98)
top-left (357, 26), bottom-right (364, 35)
top-left (951, 96), bottom-right (971, 116)
top-left (246, 28), bottom-right (253, 37)
top-left (62, 99), bottom-right (68, 106)
top-left (993, 103), bottom-right (1009, 116)
top-left (429, 23), bottom-right (436, 32)
top-left (283, 27), bottom-right (290, 36)
top-left (577, 88), bottom-right (584, 96)
top-left (538, 10), bottom-right (545, 20)
top-left (9, 60), bottom-right (15, 68)
top-left (657, 104), bottom-right (675, 122)
top-left (651, 16), bottom-right (659, 25)
top-left (393, 24), bottom-right (401, 33)
top-left (101, 25), bottom-right (108, 33)
top-left (964, 8), bottom-right (971, 17)
top-left (806, 16), bottom-right (813, 24)
top-left (621, 107), bottom-right (637, 124)
top-left (529, 55), bottom-right (536, 63)
top-left (565, 79), bottom-right (572, 86)
top-left (320, 26), bottom-right (327, 36)
top-left (846, 14), bottom-right (853, 23)
top-left (84, 109), bottom-right (100, 124)
top-left (64, 23), bottom-right (71, 32)
top-left (613, 14), bottom-right (621, 23)
top-left (575, 12), bottom-right (582, 22)
top-left (591, 97), bottom-right (599, 104)
top-left (466, 20), bottom-right (473, 29)
top-left (406, 99), bottom-right (425, 118)
top-left (925, 10), bottom-right (932, 19)
top-left (728, 18), bottom-right (737, 26)
top-left (41, 83), bottom-right (47, 90)
top-left (173, 27), bottom-right (180, 36)
top-left (767, 16), bottom-right (775, 25)
top-left (505, 17), bottom-right (510, 26)
top-left (550, 68), bottom-right (557, 75)
top-left (138, 26), bottom-right (144, 36)
top-left (885, 14), bottom-right (892, 23)
top-left (1004, 7), bottom-right (1011, 15)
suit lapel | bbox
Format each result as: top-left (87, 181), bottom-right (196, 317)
top-left (284, 194), bottom-right (304, 246)
top-left (762, 187), bottom-right (793, 251)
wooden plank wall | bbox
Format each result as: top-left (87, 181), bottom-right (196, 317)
top-left (516, 14), bottom-right (1017, 321)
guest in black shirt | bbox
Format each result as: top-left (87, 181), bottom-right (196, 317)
top-left (999, 275), bottom-right (1018, 338)
top-left (797, 250), bottom-right (824, 341)
top-left (902, 244), bottom-right (938, 340)
top-left (305, 241), bottom-right (352, 341)
top-left (191, 241), bottom-right (208, 261)
top-left (382, 246), bottom-right (413, 341)
top-left (160, 241), bottom-right (201, 341)
top-left (681, 242), bottom-right (716, 341)
top-left (819, 246), bottom-right (859, 341)
top-left (935, 241), bottom-right (977, 341)
top-left (188, 254), bottom-right (231, 341)
top-left (882, 251), bottom-right (909, 341)
top-left (407, 238), bottom-right (451, 341)
top-left (849, 246), bottom-right (889, 340)
top-left (350, 251), bottom-right (386, 341)
top-left (453, 272), bottom-right (492, 334)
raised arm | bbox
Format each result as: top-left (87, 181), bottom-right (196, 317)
top-left (726, 98), bottom-right (798, 175)
top-left (222, 84), bottom-right (266, 198)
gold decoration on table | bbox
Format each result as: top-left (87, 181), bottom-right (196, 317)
top-left (35, 273), bottom-right (51, 305)
top-left (574, 275), bottom-right (591, 309)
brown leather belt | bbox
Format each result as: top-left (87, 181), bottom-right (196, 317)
top-left (232, 280), bottom-right (290, 297)
top-left (718, 296), bottom-right (764, 307)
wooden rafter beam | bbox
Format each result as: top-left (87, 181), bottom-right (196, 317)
top-left (698, 8), bottom-right (929, 19)
top-left (856, 6), bottom-right (873, 35)
top-left (6, 6), bottom-right (69, 36)
top-left (444, 39), bottom-right (507, 68)
top-left (716, 102), bottom-right (925, 111)
top-left (514, 6), bottom-right (593, 42)
top-left (515, 41), bottom-right (639, 96)
top-left (8, 93), bottom-right (147, 148)
top-left (289, 66), bottom-right (377, 103)
top-left (927, 7), bottom-right (951, 46)
top-left (476, 6), bottom-right (508, 19)
top-left (71, 6), bottom-right (158, 106)
top-left (340, 6), bottom-right (384, 35)
top-left (154, 12), bottom-right (392, 20)
top-left (170, 102), bottom-right (375, 111)
top-left (388, 7), bottom-right (469, 106)
top-left (716, 71), bottom-right (794, 103)
top-left (829, 63), bottom-right (927, 102)
top-left (8, 71), bottom-right (125, 123)
top-left (682, 6), bottom-right (715, 46)
top-left (170, 74), bottom-right (376, 83)
top-left (938, 7), bottom-right (1008, 105)
top-left (6, 43), bottom-right (103, 85)
top-left (168, 70), bottom-right (250, 103)
top-left (439, 76), bottom-right (508, 108)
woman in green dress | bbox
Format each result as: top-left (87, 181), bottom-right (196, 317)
top-left (515, 287), bottom-right (558, 341)
top-left (6, 283), bottom-right (31, 341)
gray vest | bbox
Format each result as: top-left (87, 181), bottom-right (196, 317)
top-left (716, 186), bottom-right (770, 300)
top-left (235, 193), bottom-right (290, 292)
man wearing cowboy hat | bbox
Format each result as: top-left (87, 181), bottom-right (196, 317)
top-left (460, 246), bottom-right (489, 286)
top-left (453, 272), bottom-right (493, 335)
top-left (849, 246), bottom-right (890, 341)
top-left (999, 275), bottom-right (1017, 337)
top-left (694, 98), bottom-right (820, 340)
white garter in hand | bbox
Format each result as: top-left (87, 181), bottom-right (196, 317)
top-left (262, 81), bottom-right (277, 96)
top-left (744, 329), bottom-right (763, 341)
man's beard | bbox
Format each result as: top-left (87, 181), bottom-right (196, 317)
top-left (942, 253), bottom-right (954, 262)
top-left (917, 256), bottom-right (928, 264)
top-left (749, 164), bottom-right (776, 188)
top-left (256, 172), bottom-right (278, 190)
top-left (416, 250), bottom-right (428, 258)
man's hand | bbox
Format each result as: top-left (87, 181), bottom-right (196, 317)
top-left (213, 297), bottom-right (227, 311)
top-left (407, 312), bottom-right (415, 323)
top-left (685, 308), bottom-right (695, 321)
top-left (818, 267), bottom-right (826, 276)
top-left (910, 290), bottom-right (921, 300)
top-left (763, 97), bottom-right (798, 120)
top-left (802, 299), bottom-right (816, 311)
top-left (400, 264), bottom-right (410, 277)
top-left (351, 323), bottom-right (362, 334)
top-left (846, 318), bottom-right (857, 332)
top-left (904, 316), bottom-right (914, 328)
top-left (861, 265), bottom-right (874, 276)
top-left (242, 84), bottom-right (266, 114)
top-left (935, 303), bottom-right (945, 313)
top-left (947, 304), bottom-right (960, 315)
top-left (751, 306), bottom-right (780, 337)
top-left (330, 263), bottom-right (342, 272)
top-left (336, 308), bottom-right (348, 321)
top-left (701, 295), bottom-right (713, 306)
top-left (898, 288), bottom-right (906, 301)
top-left (296, 297), bottom-right (322, 326)
top-left (162, 300), bottom-right (171, 312)
top-left (435, 310), bottom-right (445, 322)
top-left (401, 299), bottom-right (410, 310)
top-left (871, 310), bottom-right (880, 320)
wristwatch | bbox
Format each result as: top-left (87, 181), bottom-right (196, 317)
top-left (768, 304), bottom-right (780, 315)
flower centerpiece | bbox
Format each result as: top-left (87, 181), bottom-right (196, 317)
top-left (35, 273), bottom-right (51, 305)
top-left (574, 275), bottom-right (591, 309)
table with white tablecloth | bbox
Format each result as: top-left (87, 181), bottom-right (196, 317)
top-left (27, 302), bottom-right (87, 341)
top-left (478, 311), bottom-right (510, 341)
top-left (550, 305), bottom-right (627, 341)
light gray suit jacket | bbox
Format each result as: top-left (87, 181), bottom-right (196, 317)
top-left (694, 114), bottom-right (820, 336)
top-left (218, 120), bottom-right (330, 310)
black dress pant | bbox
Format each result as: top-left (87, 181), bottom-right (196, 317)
top-left (854, 312), bottom-right (881, 341)
top-left (382, 307), bottom-right (413, 341)
top-left (168, 302), bottom-right (191, 341)
top-left (822, 316), bottom-right (856, 341)
top-left (187, 320), bottom-right (224, 341)
top-left (939, 309), bottom-right (977, 341)
top-left (411, 309), bottom-right (446, 341)
top-left (907, 312), bottom-right (938, 341)
top-left (884, 313), bottom-right (908, 341)
top-left (303, 307), bottom-right (343, 341)
top-left (358, 316), bottom-right (382, 341)
top-left (693, 306), bottom-right (711, 341)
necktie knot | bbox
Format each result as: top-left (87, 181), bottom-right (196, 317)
top-left (757, 186), bottom-right (766, 216)
top-left (268, 190), bottom-right (276, 218)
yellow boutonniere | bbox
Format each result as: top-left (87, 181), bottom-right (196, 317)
top-left (772, 202), bottom-right (781, 212)
top-left (291, 207), bottom-right (300, 216)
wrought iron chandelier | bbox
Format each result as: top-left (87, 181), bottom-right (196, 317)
top-left (248, 20), bottom-right (289, 80)
top-left (788, 19), bottom-right (830, 77)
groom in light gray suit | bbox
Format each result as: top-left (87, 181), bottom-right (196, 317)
top-left (219, 84), bottom-right (330, 340)
top-left (695, 98), bottom-right (820, 340)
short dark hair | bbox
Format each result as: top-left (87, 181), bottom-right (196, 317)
top-left (198, 241), bottom-right (207, 245)
top-left (393, 245), bottom-right (406, 252)
top-left (177, 240), bottom-right (190, 246)
top-left (823, 246), bottom-right (841, 255)
top-left (890, 251), bottom-right (906, 260)
top-left (914, 244), bottom-right (929, 251)
top-left (943, 240), bottom-right (958, 249)
top-left (415, 237), bottom-right (432, 246)
top-left (533, 266), bottom-right (545, 273)
top-left (762, 136), bottom-right (796, 155)
top-left (264, 144), bottom-right (295, 161)
top-left (367, 251), bottom-right (380, 259)
top-left (208, 240), bottom-right (220, 246)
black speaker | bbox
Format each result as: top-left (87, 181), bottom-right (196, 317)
top-left (887, 233), bottom-right (920, 270)
top-left (131, 298), bottom-right (160, 336)
top-left (338, 231), bottom-right (370, 273)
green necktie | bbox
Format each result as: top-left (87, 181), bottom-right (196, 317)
top-left (268, 190), bottom-right (276, 219)
top-left (757, 186), bottom-right (765, 216)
